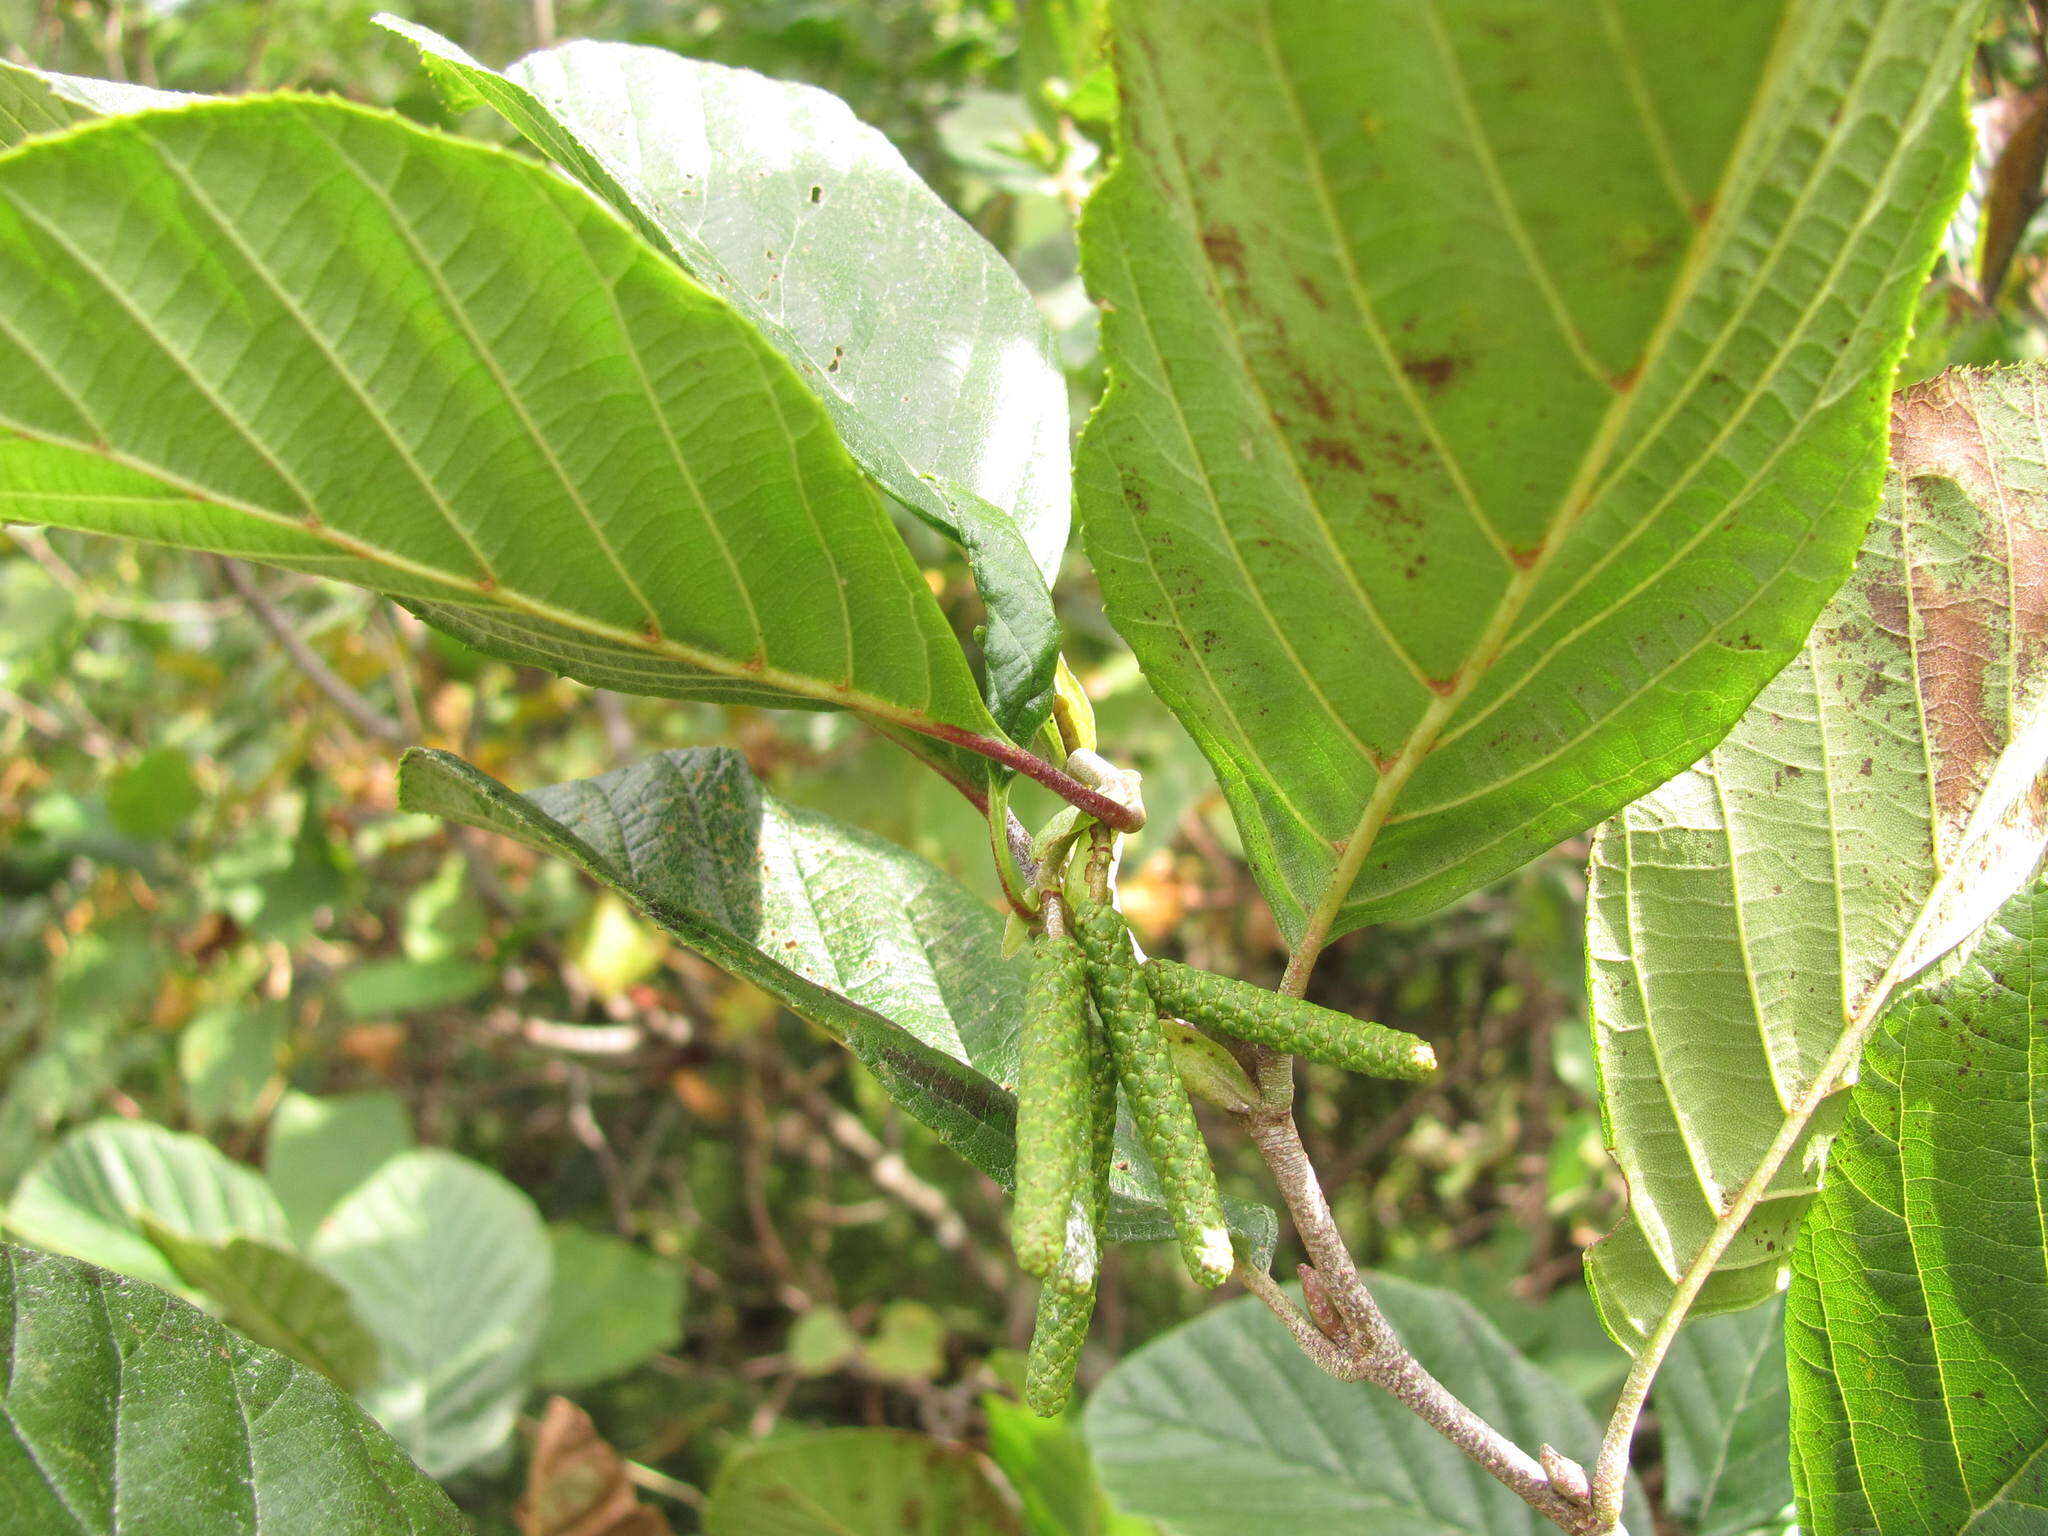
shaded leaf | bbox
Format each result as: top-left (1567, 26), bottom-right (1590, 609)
top-left (703, 1429), bottom-right (1022, 1536)
top-left (265, 1088), bottom-right (413, 1243)
top-left (1079, 0), bottom-right (1978, 941)
top-left (178, 1001), bottom-right (287, 1126)
top-left (1788, 878), bottom-right (2048, 1533)
top-left (6, 1118), bottom-right (289, 1297)
top-left (1587, 367), bottom-right (2048, 1347)
top-left (141, 1219), bottom-right (381, 1392)
top-left (533, 1225), bottom-right (684, 1391)
top-left (1976, 90), bottom-right (2048, 304)
top-left (518, 1396), bottom-right (671, 1536)
top-left (378, 19), bottom-right (1068, 738)
top-left (398, 744), bottom-right (1277, 1258)
top-left (0, 98), bottom-right (1005, 766)
top-left (1083, 1275), bottom-right (1650, 1534)
top-left (983, 1394), bottom-right (1160, 1536)
top-left (308, 1148), bottom-right (551, 1478)
top-left (0, 1242), bottom-right (467, 1535)
top-left (1655, 1301), bottom-right (1794, 1536)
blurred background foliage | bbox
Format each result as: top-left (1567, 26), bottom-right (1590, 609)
top-left (3, 0), bottom-right (2046, 1530)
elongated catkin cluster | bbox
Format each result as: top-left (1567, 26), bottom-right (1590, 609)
top-left (1072, 898), bottom-right (1233, 1291)
top-left (1142, 959), bottom-right (1436, 1079)
top-left (1007, 900), bottom-right (1439, 1415)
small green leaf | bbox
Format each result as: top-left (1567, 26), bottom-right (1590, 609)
top-left (7, 1119), bottom-right (288, 1297)
top-left (264, 1089), bottom-right (413, 1243)
top-left (105, 745), bottom-right (200, 839)
top-left (704, 1429), bottom-right (1023, 1536)
top-left (533, 1224), bottom-right (684, 1390)
top-left (789, 1306), bottom-right (861, 1377)
top-left (308, 1148), bottom-right (550, 1478)
top-left (398, 745), bottom-right (1277, 1261)
top-left (1084, 1276), bottom-right (1651, 1535)
top-left (337, 955), bottom-right (492, 1018)
top-left (865, 1298), bottom-right (947, 1383)
top-left (178, 1001), bottom-right (286, 1126)
top-left (1788, 878), bottom-right (2048, 1532)
top-left (140, 1219), bottom-right (380, 1393)
top-left (0, 1243), bottom-right (466, 1535)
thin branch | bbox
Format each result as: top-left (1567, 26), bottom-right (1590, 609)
top-left (215, 558), bottom-right (410, 746)
top-left (1238, 1098), bottom-right (1606, 1533)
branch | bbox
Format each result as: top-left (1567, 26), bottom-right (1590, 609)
top-left (215, 558), bottom-right (409, 746)
top-left (1237, 1096), bottom-right (1607, 1533)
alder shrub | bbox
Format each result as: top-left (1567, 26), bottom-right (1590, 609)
top-left (0, 3), bottom-right (2043, 1533)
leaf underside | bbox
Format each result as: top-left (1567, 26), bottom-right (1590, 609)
top-left (378, 18), bottom-right (1068, 741)
top-left (0, 98), bottom-right (1002, 766)
top-left (398, 745), bottom-right (1276, 1259)
top-left (1586, 366), bottom-right (2048, 1350)
top-left (1079, 0), bottom-right (1980, 943)
top-left (1788, 878), bottom-right (2048, 1533)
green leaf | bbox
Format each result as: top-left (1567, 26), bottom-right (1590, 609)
top-left (1586, 367), bottom-right (2048, 1349)
top-left (1788, 878), bottom-right (2048, 1533)
top-left (104, 744), bottom-right (200, 839)
top-left (179, 1000), bottom-right (287, 1126)
top-left (864, 1298), bottom-right (946, 1382)
top-left (1084, 1276), bottom-right (1650, 1535)
top-left (338, 956), bottom-right (492, 1017)
top-left (307, 1148), bottom-right (550, 1478)
top-left (0, 1243), bottom-right (467, 1535)
top-left (533, 1224), bottom-right (684, 1390)
top-left (789, 1306), bottom-right (861, 1377)
top-left (703, 1428), bottom-right (1023, 1536)
top-left (141, 1219), bottom-right (381, 1393)
top-left (6, 1118), bottom-right (289, 1297)
top-left (0, 59), bottom-right (182, 151)
top-left (1654, 1301), bottom-right (1794, 1536)
top-left (983, 1394), bottom-right (1161, 1536)
top-left (397, 744), bottom-right (1278, 1260)
top-left (264, 1089), bottom-right (414, 1243)
top-left (1078, 0), bottom-right (1979, 943)
top-left (376, 19), bottom-right (1068, 738)
top-left (0, 97), bottom-right (1006, 765)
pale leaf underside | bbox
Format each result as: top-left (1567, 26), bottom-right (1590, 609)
top-left (0, 99), bottom-right (1003, 764)
top-left (1586, 367), bottom-right (2048, 1350)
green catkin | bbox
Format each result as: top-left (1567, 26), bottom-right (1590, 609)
top-left (1024, 997), bottom-right (1118, 1416)
top-left (1142, 960), bottom-right (1438, 1080)
top-left (1010, 933), bottom-right (1094, 1283)
top-left (1025, 1279), bottom-right (1095, 1416)
top-left (1072, 899), bottom-right (1232, 1289)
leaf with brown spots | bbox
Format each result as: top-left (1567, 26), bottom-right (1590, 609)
top-left (517, 1397), bottom-right (671, 1536)
top-left (1078, 0), bottom-right (1980, 948)
top-left (1586, 366), bottom-right (2048, 1353)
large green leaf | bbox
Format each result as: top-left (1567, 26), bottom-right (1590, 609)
top-left (6, 1118), bottom-right (290, 1297)
top-left (397, 744), bottom-right (1276, 1259)
top-left (1078, 0), bottom-right (1979, 944)
top-left (704, 1429), bottom-right (1022, 1536)
top-left (0, 59), bottom-right (181, 151)
top-left (533, 1224), bottom-right (684, 1390)
top-left (264, 1088), bottom-right (414, 1243)
top-left (377, 18), bottom-right (1067, 739)
top-left (1654, 1302), bottom-right (1794, 1536)
top-left (1586, 367), bottom-right (2048, 1349)
top-left (0, 1243), bottom-right (467, 1535)
top-left (307, 1149), bottom-right (550, 1479)
top-left (1788, 878), bottom-right (2048, 1533)
top-left (1083, 1276), bottom-right (1651, 1535)
top-left (0, 97), bottom-right (1006, 764)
